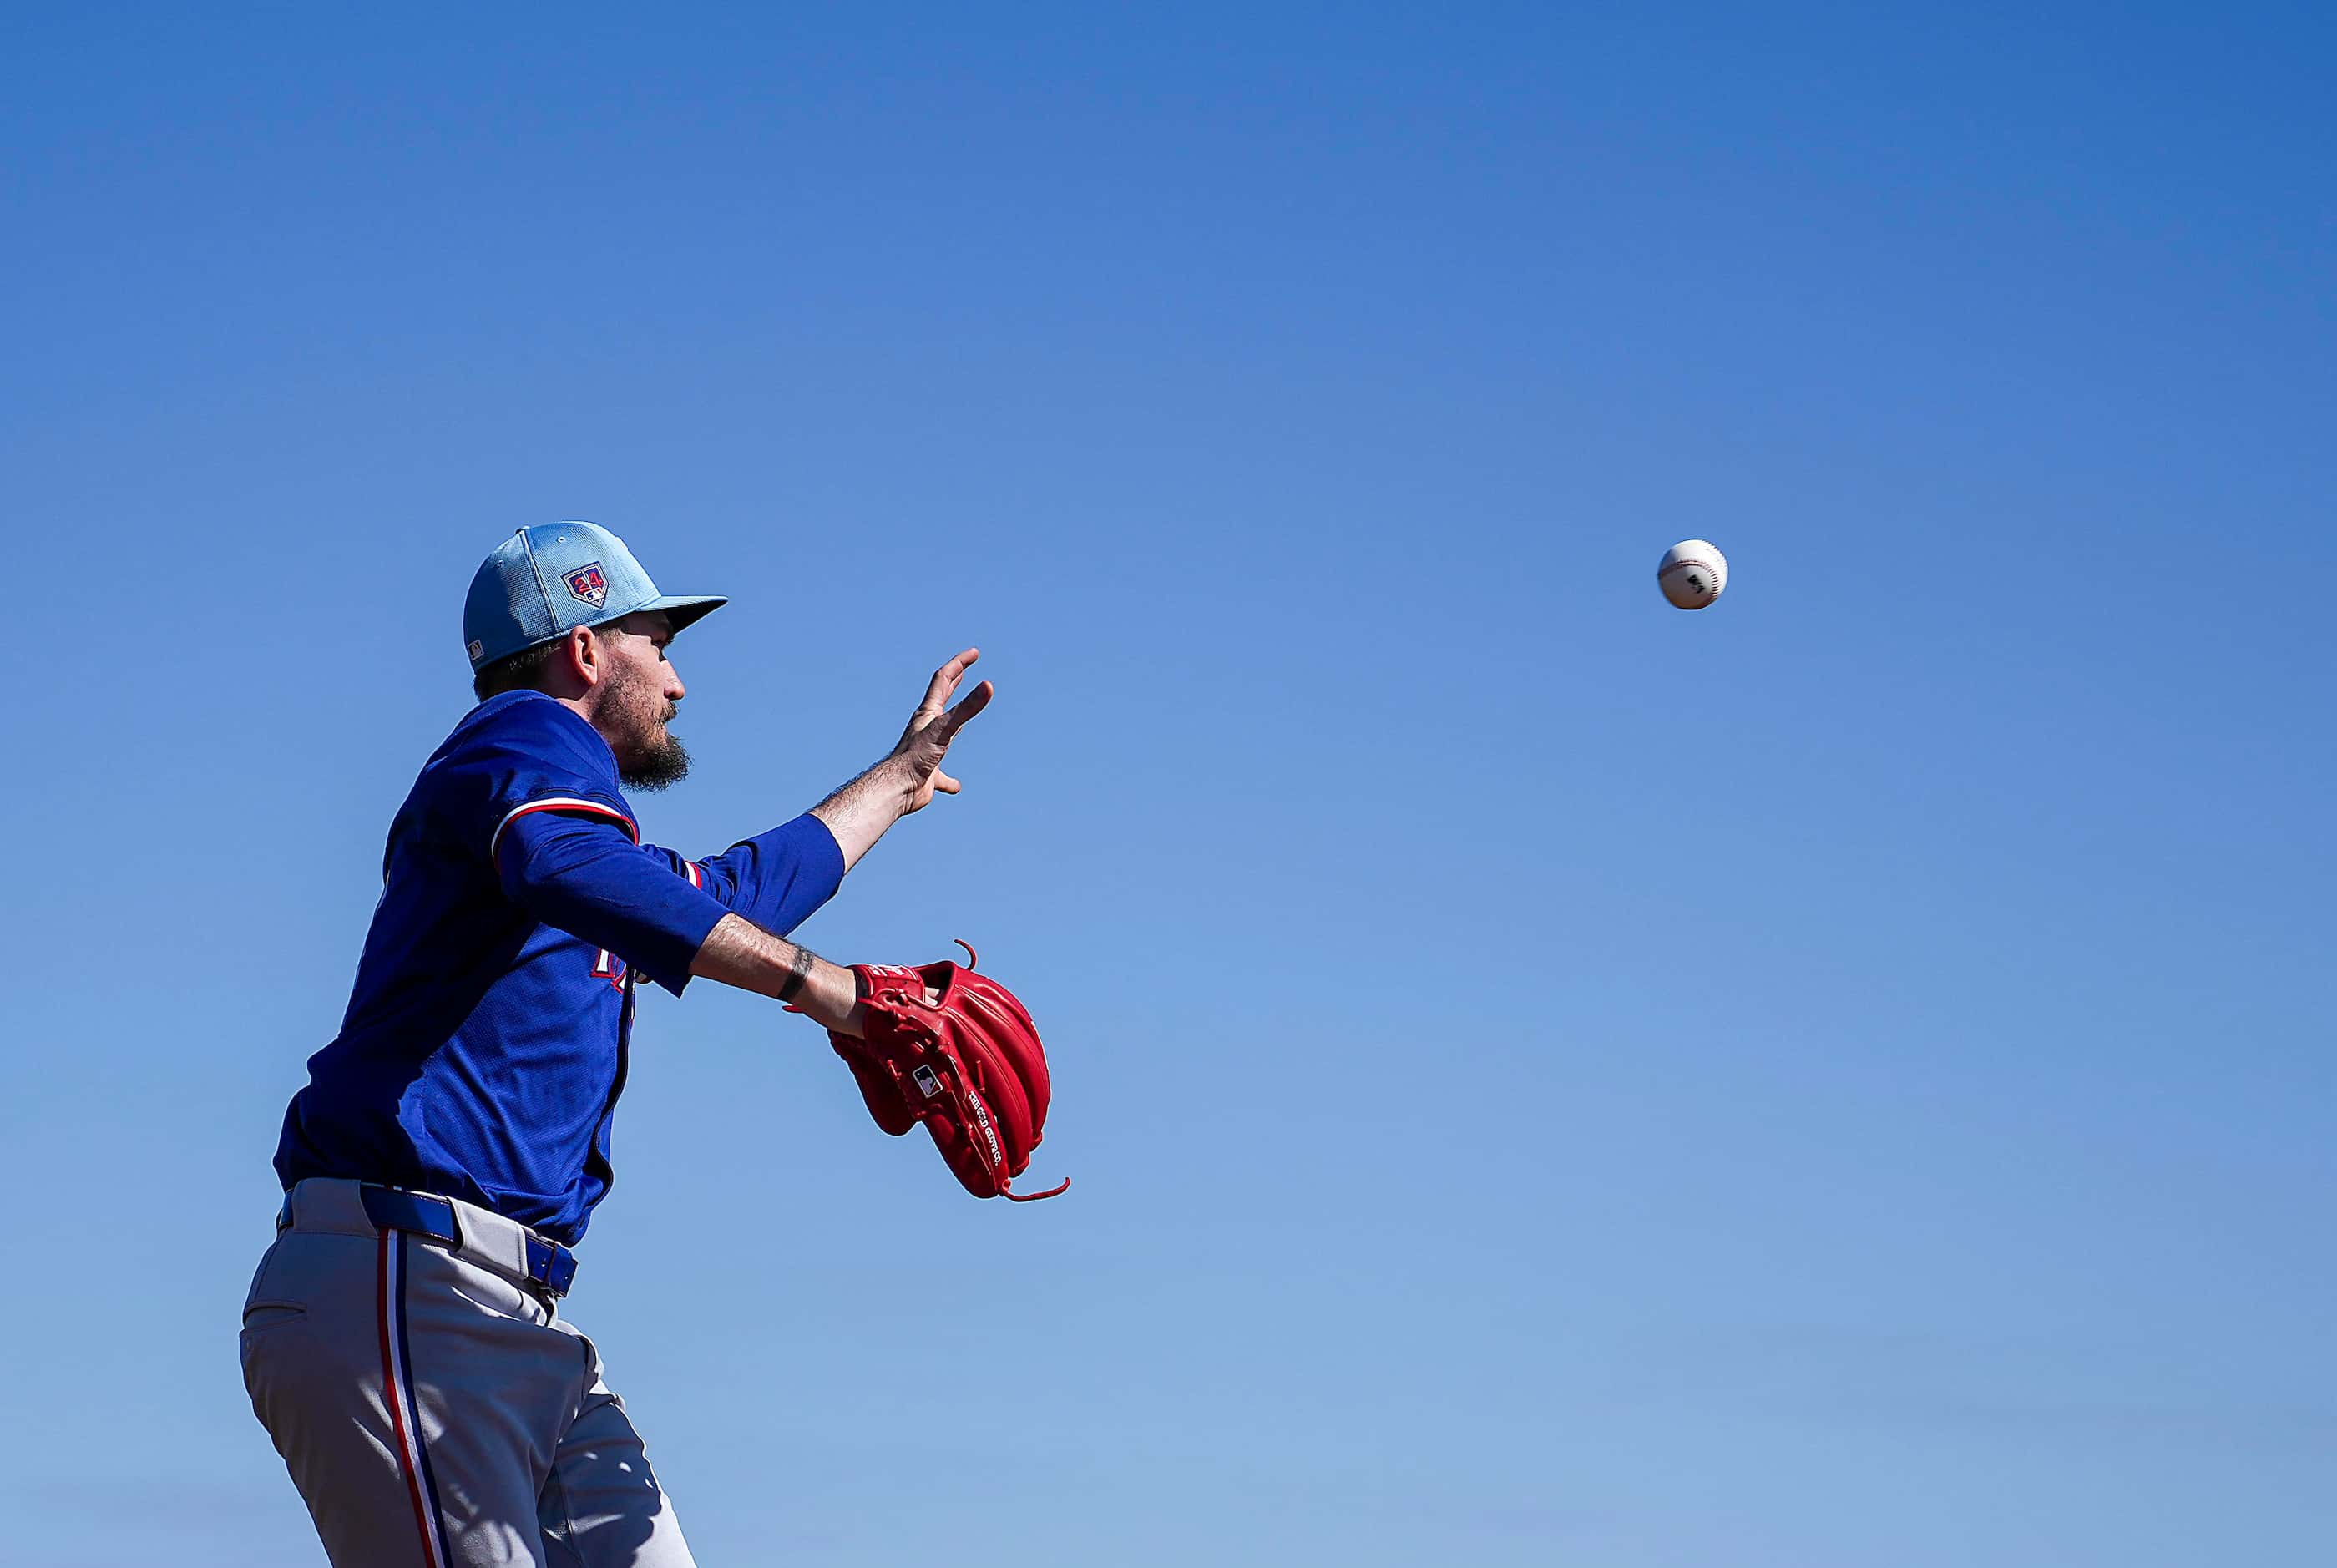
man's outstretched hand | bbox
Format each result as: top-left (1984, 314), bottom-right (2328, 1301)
top-left (810, 648), bottom-right (996, 871)
top-left (896, 647), bottom-right (993, 813)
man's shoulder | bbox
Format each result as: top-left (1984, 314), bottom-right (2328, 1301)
top-left (450, 690), bottom-right (589, 746)
top-left (399, 690), bottom-right (630, 842)
top-left (427, 691), bottom-right (615, 775)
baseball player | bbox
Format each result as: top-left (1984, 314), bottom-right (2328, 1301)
top-left (242, 521), bottom-right (1052, 1568)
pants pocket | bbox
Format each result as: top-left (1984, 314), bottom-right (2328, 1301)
top-left (240, 1301), bottom-right (309, 1333)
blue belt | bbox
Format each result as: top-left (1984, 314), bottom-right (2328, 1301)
top-left (278, 1183), bottom-right (579, 1299)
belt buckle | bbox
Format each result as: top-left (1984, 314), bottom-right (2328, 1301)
top-left (525, 1236), bottom-right (578, 1300)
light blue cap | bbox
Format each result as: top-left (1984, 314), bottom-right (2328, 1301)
top-left (463, 522), bottom-right (727, 670)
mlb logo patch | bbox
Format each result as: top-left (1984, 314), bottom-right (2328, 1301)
top-left (564, 562), bottom-right (609, 608)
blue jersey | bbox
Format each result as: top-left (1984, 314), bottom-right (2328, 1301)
top-left (276, 690), bottom-right (842, 1245)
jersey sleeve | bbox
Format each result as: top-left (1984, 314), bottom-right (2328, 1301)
top-left (494, 811), bottom-right (731, 994)
top-left (643, 812), bottom-right (846, 938)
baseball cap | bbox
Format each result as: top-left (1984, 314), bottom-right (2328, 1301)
top-left (463, 522), bottom-right (727, 670)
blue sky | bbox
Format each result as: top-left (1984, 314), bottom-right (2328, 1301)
top-left (3, 4), bottom-right (2331, 1564)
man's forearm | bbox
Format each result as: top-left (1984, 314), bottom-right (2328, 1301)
top-left (689, 913), bottom-right (867, 1036)
top-left (809, 755), bottom-right (919, 873)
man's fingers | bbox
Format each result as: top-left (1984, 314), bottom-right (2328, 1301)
top-left (916, 648), bottom-right (980, 714)
top-left (948, 680), bottom-right (992, 727)
top-left (933, 771), bottom-right (962, 795)
top-left (928, 679), bottom-right (992, 744)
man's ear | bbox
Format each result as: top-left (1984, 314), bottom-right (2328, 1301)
top-left (560, 625), bottom-right (601, 690)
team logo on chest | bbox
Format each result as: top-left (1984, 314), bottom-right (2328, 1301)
top-left (591, 949), bottom-right (630, 991)
top-left (564, 562), bottom-right (610, 608)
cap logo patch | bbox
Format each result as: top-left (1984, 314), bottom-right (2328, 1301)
top-left (564, 562), bottom-right (609, 608)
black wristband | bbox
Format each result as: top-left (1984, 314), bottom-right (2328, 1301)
top-left (776, 945), bottom-right (815, 1004)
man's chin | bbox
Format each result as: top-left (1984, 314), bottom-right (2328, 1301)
top-left (618, 736), bottom-right (692, 792)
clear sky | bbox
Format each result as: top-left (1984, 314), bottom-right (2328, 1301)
top-left (4, 4), bottom-right (2331, 1565)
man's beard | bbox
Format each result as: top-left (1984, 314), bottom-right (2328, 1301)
top-left (619, 731), bottom-right (691, 792)
top-left (606, 666), bottom-right (692, 792)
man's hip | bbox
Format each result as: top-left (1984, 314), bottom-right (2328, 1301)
top-left (240, 1178), bottom-right (695, 1568)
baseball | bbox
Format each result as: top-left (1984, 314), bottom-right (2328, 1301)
top-left (1657, 539), bottom-right (1728, 609)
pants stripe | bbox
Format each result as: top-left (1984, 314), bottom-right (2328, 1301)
top-left (377, 1231), bottom-right (451, 1568)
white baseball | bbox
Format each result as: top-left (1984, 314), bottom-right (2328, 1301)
top-left (1657, 539), bottom-right (1727, 609)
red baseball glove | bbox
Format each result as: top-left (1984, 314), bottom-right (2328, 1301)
top-left (829, 942), bottom-right (1068, 1202)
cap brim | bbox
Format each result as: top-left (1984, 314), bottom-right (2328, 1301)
top-left (638, 594), bottom-right (726, 635)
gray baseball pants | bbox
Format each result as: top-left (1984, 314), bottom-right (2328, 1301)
top-left (240, 1178), bottom-right (698, 1568)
